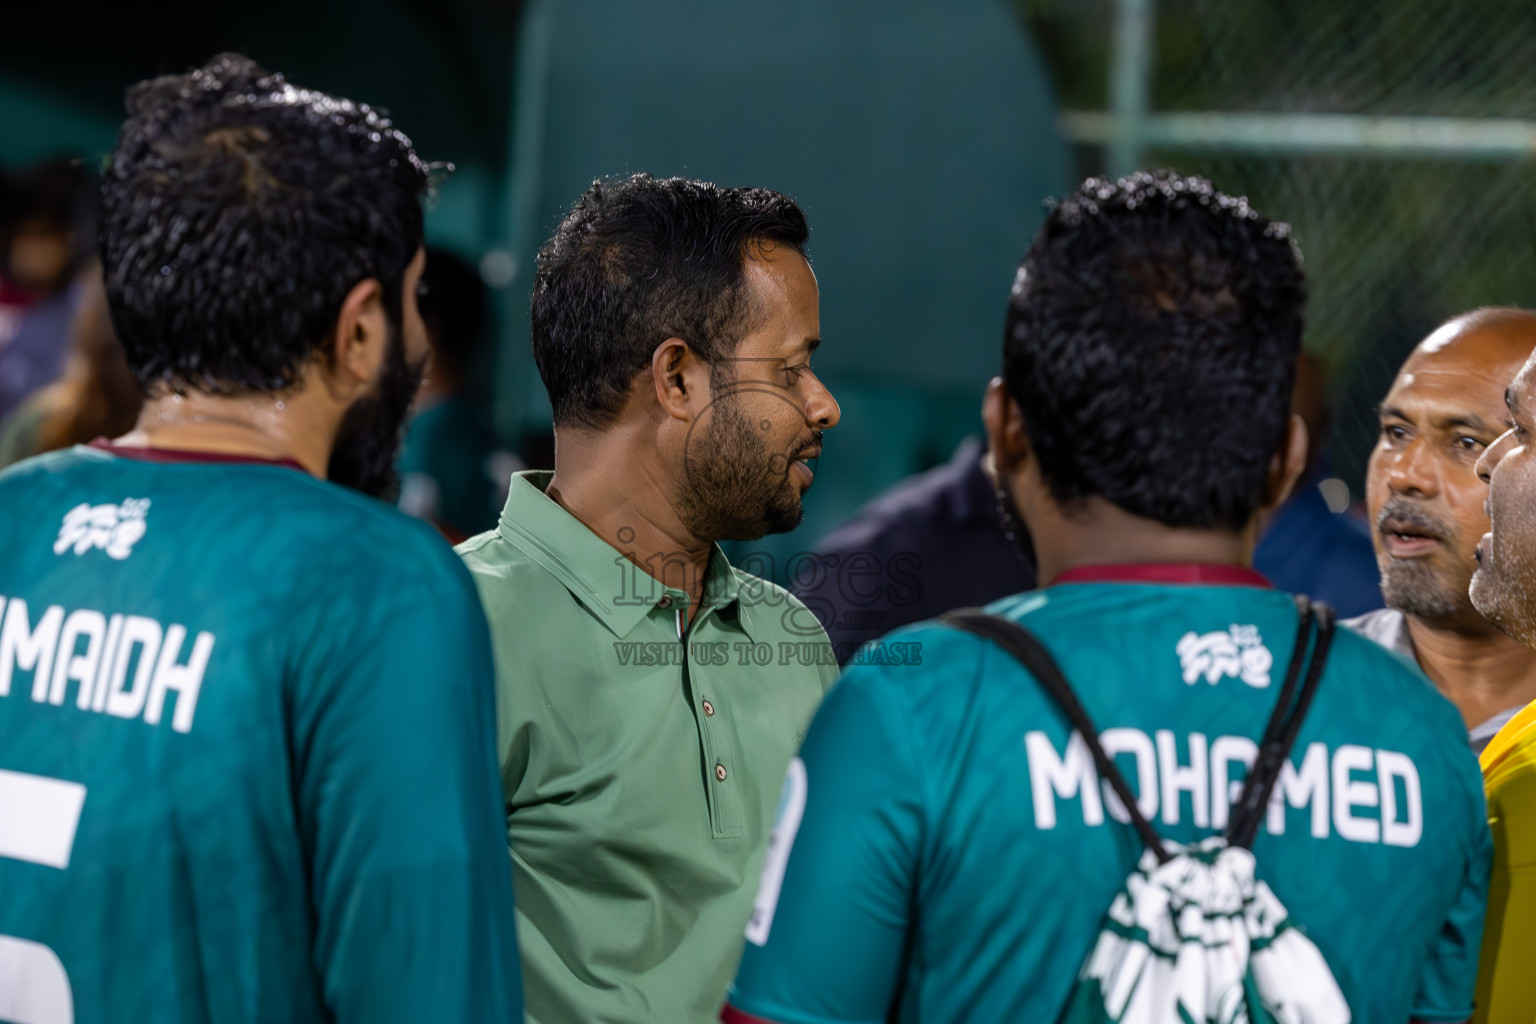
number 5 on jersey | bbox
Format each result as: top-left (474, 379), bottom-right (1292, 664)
top-left (0, 768), bottom-right (86, 1024)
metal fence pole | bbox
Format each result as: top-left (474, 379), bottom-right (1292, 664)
top-left (1108, 0), bottom-right (1154, 177)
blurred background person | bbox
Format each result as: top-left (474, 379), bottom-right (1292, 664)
top-left (1348, 308), bottom-right (1536, 753)
top-left (0, 158), bottom-right (97, 419)
top-left (396, 246), bottom-right (517, 543)
top-left (0, 269), bottom-right (140, 468)
top-left (1252, 350), bottom-right (1383, 617)
top-left (792, 433), bottom-right (1035, 662)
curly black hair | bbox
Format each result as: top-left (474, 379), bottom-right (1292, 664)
top-left (531, 173), bottom-right (809, 429)
top-left (100, 53), bottom-right (432, 395)
top-left (1004, 171), bottom-right (1306, 530)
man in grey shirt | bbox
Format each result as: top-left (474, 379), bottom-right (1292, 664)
top-left (1348, 307), bottom-right (1536, 752)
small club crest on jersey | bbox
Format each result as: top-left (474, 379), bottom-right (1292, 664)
top-left (54, 499), bottom-right (151, 561)
top-left (1177, 624), bottom-right (1272, 688)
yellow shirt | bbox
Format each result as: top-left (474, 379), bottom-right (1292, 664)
top-left (1477, 700), bottom-right (1536, 1023)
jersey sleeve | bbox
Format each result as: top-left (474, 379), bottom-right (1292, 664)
top-left (724, 662), bottom-right (925, 1024)
top-left (292, 555), bottom-right (524, 1022)
top-left (1412, 755), bottom-right (1492, 1023)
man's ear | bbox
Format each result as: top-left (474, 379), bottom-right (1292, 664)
top-left (1261, 413), bottom-right (1310, 512)
top-left (982, 377), bottom-right (1032, 474)
top-left (328, 277), bottom-right (388, 397)
top-left (651, 337), bottom-right (711, 422)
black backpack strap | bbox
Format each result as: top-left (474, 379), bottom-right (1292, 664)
top-left (940, 608), bottom-right (1172, 864)
top-left (941, 593), bottom-right (1337, 863)
top-left (1226, 596), bottom-right (1335, 849)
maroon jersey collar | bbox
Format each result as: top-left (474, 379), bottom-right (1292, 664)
top-left (89, 438), bottom-right (307, 473)
top-left (1051, 563), bottom-right (1272, 588)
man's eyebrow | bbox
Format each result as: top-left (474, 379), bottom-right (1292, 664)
top-left (1440, 413), bottom-right (1494, 433)
top-left (1378, 402), bottom-right (1410, 421)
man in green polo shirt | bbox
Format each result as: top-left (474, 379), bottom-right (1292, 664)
top-left (458, 173), bottom-right (841, 1023)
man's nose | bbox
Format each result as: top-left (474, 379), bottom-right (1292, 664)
top-left (1387, 439), bottom-right (1439, 497)
top-left (804, 375), bottom-right (840, 430)
top-left (1477, 428), bottom-right (1516, 484)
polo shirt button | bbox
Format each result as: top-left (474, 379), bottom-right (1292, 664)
top-left (658, 596), bottom-right (673, 609)
top-left (715, 764), bottom-right (728, 782)
top-left (702, 700), bottom-right (715, 716)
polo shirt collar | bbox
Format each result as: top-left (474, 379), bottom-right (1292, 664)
top-left (496, 470), bottom-right (745, 639)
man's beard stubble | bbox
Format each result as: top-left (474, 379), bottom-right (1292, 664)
top-left (327, 321), bottom-right (427, 502)
top-left (679, 397), bottom-right (814, 542)
top-left (1376, 495), bottom-right (1466, 619)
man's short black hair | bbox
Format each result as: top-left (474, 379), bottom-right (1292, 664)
top-left (531, 173), bottom-right (809, 428)
top-left (1004, 171), bottom-right (1305, 530)
top-left (100, 53), bottom-right (432, 395)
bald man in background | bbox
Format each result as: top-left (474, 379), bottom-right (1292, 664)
top-left (1347, 307), bottom-right (1536, 753)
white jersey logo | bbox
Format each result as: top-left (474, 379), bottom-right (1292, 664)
top-left (1177, 624), bottom-right (1272, 688)
top-left (53, 499), bottom-right (151, 561)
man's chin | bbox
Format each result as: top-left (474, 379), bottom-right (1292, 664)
top-left (715, 499), bottom-right (804, 542)
top-left (1470, 565), bottom-right (1533, 644)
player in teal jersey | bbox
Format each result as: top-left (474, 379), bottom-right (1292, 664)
top-left (724, 173), bottom-right (1491, 1024)
top-left (0, 55), bottom-right (522, 1023)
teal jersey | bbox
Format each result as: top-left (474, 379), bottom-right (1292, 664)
top-left (0, 445), bottom-right (523, 1024)
top-left (727, 570), bottom-right (1491, 1024)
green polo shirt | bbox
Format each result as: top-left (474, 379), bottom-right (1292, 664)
top-left (457, 471), bottom-right (837, 1024)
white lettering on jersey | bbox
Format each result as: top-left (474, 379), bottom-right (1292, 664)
top-left (1269, 742), bottom-right (1331, 839)
top-left (0, 599), bottom-right (62, 698)
top-left (1024, 728), bottom-right (1422, 847)
top-left (746, 757), bottom-right (809, 946)
top-left (1209, 735), bottom-right (1257, 830)
top-left (1332, 744), bottom-right (1380, 843)
top-left (1157, 730), bottom-right (1210, 828)
top-left (53, 498), bottom-right (150, 561)
top-left (0, 598), bottom-right (215, 734)
top-left (1026, 731), bottom-right (1102, 829)
top-left (1177, 625), bottom-right (1273, 687)
top-left (1378, 749), bottom-right (1423, 847)
top-left (43, 609), bottom-right (105, 706)
top-left (1099, 728), bottom-right (1158, 823)
top-left (145, 625), bottom-right (217, 734)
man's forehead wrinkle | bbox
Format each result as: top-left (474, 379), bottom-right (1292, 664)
top-left (1389, 358), bottom-right (1524, 417)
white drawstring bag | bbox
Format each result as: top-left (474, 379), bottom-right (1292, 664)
top-left (943, 597), bottom-right (1350, 1024)
top-left (1066, 837), bottom-right (1349, 1024)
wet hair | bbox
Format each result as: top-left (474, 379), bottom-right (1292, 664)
top-left (1004, 171), bottom-right (1305, 530)
top-left (99, 52), bottom-right (432, 395)
top-left (531, 173), bottom-right (808, 428)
